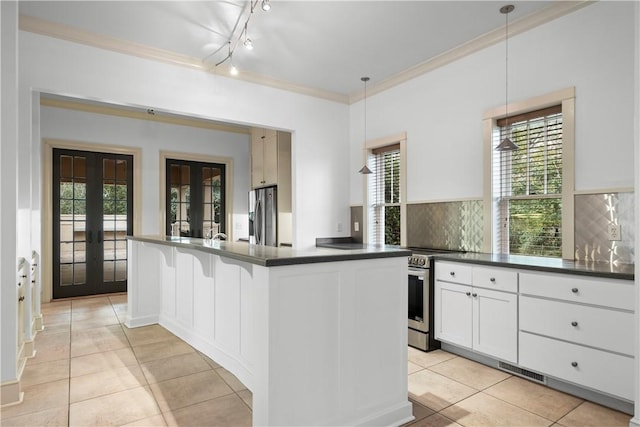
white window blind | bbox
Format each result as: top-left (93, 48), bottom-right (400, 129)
top-left (369, 144), bottom-right (401, 245)
top-left (493, 105), bottom-right (563, 256)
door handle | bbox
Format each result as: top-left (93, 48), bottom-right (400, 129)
top-left (255, 200), bottom-right (262, 243)
top-left (88, 230), bottom-right (93, 243)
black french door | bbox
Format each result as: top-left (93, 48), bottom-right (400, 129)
top-left (52, 149), bottom-right (133, 299)
top-left (166, 159), bottom-right (226, 238)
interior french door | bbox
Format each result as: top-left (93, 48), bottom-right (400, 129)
top-left (52, 149), bottom-right (133, 299)
top-left (166, 159), bottom-right (226, 238)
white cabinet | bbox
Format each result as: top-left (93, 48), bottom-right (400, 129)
top-left (435, 261), bottom-right (518, 363)
top-left (251, 128), bottom-right (291, 189)
top-left (251, 128), bottom-right (279, 188)
top-left (518, 272), bottom-right (635, 401)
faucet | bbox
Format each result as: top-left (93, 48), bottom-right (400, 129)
top-left (205, 229), bottom-right (227, 241)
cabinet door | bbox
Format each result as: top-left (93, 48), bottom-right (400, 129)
top-left (262, 133), bottom-right (278, 186)
top-left (251, 136), bottom-right (265, 188)
top-left (473, 288), bottom-right (517, 363)
top-left (434, 281), bottom-right (472, 348)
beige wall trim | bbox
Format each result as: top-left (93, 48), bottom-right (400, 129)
top-left (19, 14), bottom-right (348, 105)
top-left (362, 132), bottom-right (407, 246)
top-left (482, 88), bottom-right (576, 259)
top-left (0, 381), bottom-right (23, 407)
top-left (42, 139), bottom-right (142, 302)
top-left (483, 87), bottom-right (576, 120)
top-left (159, 151), bottom-right (235, 240)
top-left (40, 97), bottom-right (250, 135)
top-left (573, 188), bottom-right (635, 195)
top-left (350, 3), bottom-right (592, 103)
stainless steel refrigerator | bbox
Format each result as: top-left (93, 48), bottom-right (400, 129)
top-left (249, 186), bottom-right (277, 246)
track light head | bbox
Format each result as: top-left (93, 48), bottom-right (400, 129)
top-left (244, 38), bottom-right (254, 50)
top-left (261, 0), bottom-right (271, 11)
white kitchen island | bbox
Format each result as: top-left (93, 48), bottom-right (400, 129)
top-left (125, 235), bottom-right (413, 426)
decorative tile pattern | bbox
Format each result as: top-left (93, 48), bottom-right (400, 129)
top-left (407, 200), bottom-right (483, 251)
top-left (574, 192), bottom-right (635, 264)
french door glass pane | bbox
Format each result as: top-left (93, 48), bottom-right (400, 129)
top-left (202, 166), bottom-right (222, 236)
top-left (59, 155), bottom-right (88, 287)
top-left (170, 164), bottom-right (191, 236)
top-left (103, 158), bottom-right (129, 283)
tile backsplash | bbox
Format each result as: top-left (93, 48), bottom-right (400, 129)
top-left (352, 191), bottom-right (635, 264)
top-left (406, 200), bottom-right (483, 252)
top-left (574, 192), bottom-right (634, 264)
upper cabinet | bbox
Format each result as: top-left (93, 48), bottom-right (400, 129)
top-left (251, 128), bottom-right (290, 189)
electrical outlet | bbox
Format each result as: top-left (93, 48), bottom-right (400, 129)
top-left (608, 224), bottom-right (621, 241)
top-left (354, 221), bottom-right (359, 232)
top-left (337, 222), bottom-right (343, 232)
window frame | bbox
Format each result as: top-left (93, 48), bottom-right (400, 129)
top-left (362, 132), bottom-right (407, 246)
top-left (482, 87), bottom-right (575, 259)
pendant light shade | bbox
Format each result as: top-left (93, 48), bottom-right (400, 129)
top-left (358, 164), bottom-right (373, 174)
top-left (495, 4), bottom-right (519, 152)
top-left (359, 76), bottom-right (373, 174)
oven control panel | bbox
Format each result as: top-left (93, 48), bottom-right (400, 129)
top-left (408, 255), bottom-right (429, 268)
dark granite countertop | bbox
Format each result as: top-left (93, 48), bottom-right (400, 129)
top-left (432, 252), bottom-right (634, 281)
top-left (127, 235), bottom-right (410, 267)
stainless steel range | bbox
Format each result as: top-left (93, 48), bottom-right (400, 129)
top-left (407, 248), bottom-right (462, 352)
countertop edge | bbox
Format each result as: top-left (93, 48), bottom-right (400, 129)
top-left (127, 235), bottom-right (411, 267)
top-left (432, 253), bottom-right (634, 281)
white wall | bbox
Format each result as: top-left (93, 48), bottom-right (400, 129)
top-left (1, 1), bottom-right (19, 386)
top-left (18, 31), bottom-right (351, 249)
top-left (350, 1), bottom-right (636, 205)
top-left (39, 106), bottom-right (251, 237)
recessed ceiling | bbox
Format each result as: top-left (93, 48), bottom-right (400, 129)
top-left (19, 1), bottom-right (581, 99)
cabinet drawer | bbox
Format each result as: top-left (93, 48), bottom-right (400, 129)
top-left (472, 266), bottom-right (518, 293)
top-left (520, 272), bottom-right (634, 310)
top-left (435, 261), bottom-right (472, 285)
top-left (519, 332), bottom-right (634, 401)
top-left (520, 296), bottom-right (635, 356)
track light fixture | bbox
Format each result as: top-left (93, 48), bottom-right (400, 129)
top-left (243, 24), bottom-right (254, 50)
top-left (495, 4), bottom-right (519, 152)
top-left (213, 0), bottom-right (270, 75)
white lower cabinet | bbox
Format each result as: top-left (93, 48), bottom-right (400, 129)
top-left (518, 271), bottom-right (635, 401)
top-left (435, 261), bottom-right (635, 405)
top-left (519, 332), bottom-right (634, 400)
top-left (435, 262), bottom-right (518, 364)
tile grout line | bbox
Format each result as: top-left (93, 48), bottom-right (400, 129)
top-left (112, 297), bottom-right (169, 427)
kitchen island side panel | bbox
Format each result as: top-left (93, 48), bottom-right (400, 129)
top-left (125, 239), bottom-right (412, 426)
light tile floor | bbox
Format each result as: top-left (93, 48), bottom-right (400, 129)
top-left (0, 294), bottom-right (633, 427)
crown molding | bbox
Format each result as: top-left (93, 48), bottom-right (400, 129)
top-left (40, 96), bottom-right (251, 134)
top-left (20, 2), bottom-right (592, 107)
top-left (19, 14), bottom-right (348, 104)
top-left (349, 1), bottom-right (594, 103)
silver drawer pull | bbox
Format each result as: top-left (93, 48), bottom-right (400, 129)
top-left (449, 271), bottom-right (455, 276)
top-left (571, 321), bottom-right (578, 327)
top-left (571, 361), bottom-right (578, 368)
top-left (571, 287), bottom-right (579, 293)
top-left (489, 277), bottom-right (496, 282)
top-left (465, 291), bottom-right (471, 297)
top-left (472, 293), bottom-right (478, 298)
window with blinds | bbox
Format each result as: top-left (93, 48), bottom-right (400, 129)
top-left (369, 143), bottom-right (401, 245)
top-left (493, 105), bottom-right (563, 257)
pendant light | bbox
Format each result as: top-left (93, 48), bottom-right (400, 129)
top-left (358, 76), bottom-right (373, 174)
top-left (495, 4), bottom-right (519, 152)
